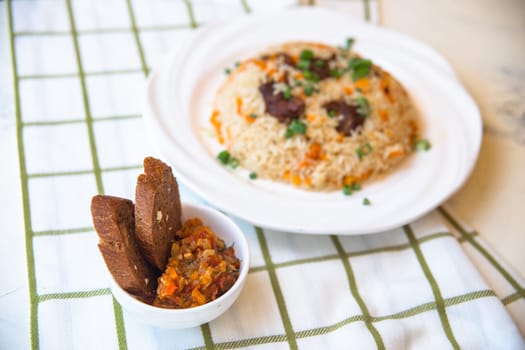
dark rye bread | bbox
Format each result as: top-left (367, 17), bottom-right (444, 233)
top-left (135, 157), bottom-right (182, 271)
top-left (91, 195), bottom-right (157, 302)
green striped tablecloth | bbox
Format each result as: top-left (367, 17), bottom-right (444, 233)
top-left (1, 0), bottom-right (524, 349)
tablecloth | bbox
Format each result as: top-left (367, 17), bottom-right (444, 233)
top-left (1, 0), bottom-right (524, 349)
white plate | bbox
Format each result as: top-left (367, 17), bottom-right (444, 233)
top-left (144, 7), bottom-right (482, 235)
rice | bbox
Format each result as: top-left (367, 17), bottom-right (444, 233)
top-left (211, 41), bottom-right (419, 191)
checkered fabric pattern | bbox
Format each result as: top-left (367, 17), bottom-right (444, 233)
top-left (1, 0), bottom-right (524, 349)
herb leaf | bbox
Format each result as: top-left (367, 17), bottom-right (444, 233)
top-left (217, 150), bottom-right (230, 164)
top-left (286, 120), bottom-right (307, 138)
top-left (344, 38), bottom-right (355, 51)
top-left (299, 49), bottom-right (314, 60)
top-left (347, 58), bottom-right (372, 81)
top-left (229, 158), bottom-right (239, 169)
top-left (217, 150), bottom-right (239, 168)
top-left (297, 59), bottom-right (311, 71)
top-left (303, 70), bottom-right (320, 82)
top-left (414, 139), bottom-right (432, 151)
top-left (356, 96), bottom-right (371, 117)
top-left (304, 84), bottom-right (315, 96)
top-left (283, 86), bottom-right (292, 100)
top-left (356, 143), bottom-right (373, 159)
top-left (329, 69), bottom-right (342, 78)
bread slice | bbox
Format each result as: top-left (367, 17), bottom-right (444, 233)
top-left (135, 157), bottom-right (182, 271)
top-left (91, 195), bottom-right (157, 302)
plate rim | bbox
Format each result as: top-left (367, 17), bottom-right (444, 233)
top-left (144, 7), bottom-right (482, 235)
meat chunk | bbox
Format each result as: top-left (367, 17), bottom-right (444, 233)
top-left (259, 82), bottom-right (305, 123)
top-left (323, 100), bottom-right (365, 136)
top-left (308, 56), bottom-right (333, 80)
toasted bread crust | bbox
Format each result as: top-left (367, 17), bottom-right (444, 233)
top-left (91, 195), bottom-right (156, 302)
top-left (135, 157), bottom-right (182, 270)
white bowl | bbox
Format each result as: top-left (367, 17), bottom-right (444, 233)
top-left (110, 202), bottom-right (250, 328)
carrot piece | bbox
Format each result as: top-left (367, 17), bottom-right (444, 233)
top-left (251, 59), bottom-right (267, 71)
top-left (164, 283), bottom-right (177, 295)
top-left (388, 149), bottom-right (405, 159)
top-left (243, 114), bottom-right (256, 123)
top-left (296, 160), bottom-right (308, 169)
top-left (292, 174), bottom-right (302, 186)
top-left (236, 98), bottom-right (256, 124)
top-left (306, 142), bottom-right (322, 160)
top-left (209, 110), bottom-right (224, 144)
top-left (306, 114), bottom-right (317, 122)
top-left (343, 175), bottom-right (357, 186)
top-left (381, 77), bottom-right (395, 104)
top-left (191, 271), bottom-right (199, 281)
top-left (354, 78), bottom-right (369, 92)
top-left (236, 97), bottom-right (243, 115)
top-left (266, 67), bottom-right (277, 77)
top-left (343, 86), bottom-right (354, 95)
top-left (359, 170), bottom-right (373, 181)
top-left (304, 176), bottom-right (312, 186)
top-left (191, 288), bottom-right (206, 305)
top-left (379, 109), bottom-right (389, 122)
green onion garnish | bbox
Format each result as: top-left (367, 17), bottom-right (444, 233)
top-left (299, 49), bottom-right (314, 60)
top-left (356, 96), bottom-right (371, 117)
top-left (283, 86), bottom-right (292, 100)
top-left (344, 38), bottom-right (355, 51)
top-left (229, 158), bottom-right (239, 169)
top-left (289, 119), bottom-right (307, 134)
top-left (329, 69), bottom-right (342, 78)
top-left (297, 59), bottom-right (311, 71)
top-left (356, 143), bottom-right (373, 159)
top-left (363, 198), bottom-right (371, 206)
top-left (217, 150), bottom-right (239, 168)
top-left (315, 60), bottom-right (325, 67)
top-left (224, 68), bottom-right (231, 75)
top-left (351, 183), bottom-right (361, 191)
top-left (353, 68), bottom-right (370, 81)
top-left (249, 171), bottom-right (257, 180)
top-left (343, 185), bottom-right (352, 196)
top-left (303, 70), bottom-right (320, 82)
top-left (347, 58), bottom-right (372, 81)
top-left (234, 61), bottom-right (240, 68)
top-left (294, 79), bottom-right (303, 87)
top-left (348, 58), bottom-right (371, 69)
top-left (327, 110), bottom-right (337, 118)
top-left (249, 113), bottom-right (257, 119)
top-left (217, 150), bottom-right (230, 164)
top-left (414, 139), bottom-right (431, 151)
top-left (285, 120), bottom-right (307, 138)
top-left (304, 84), bottom-right (314, 96)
